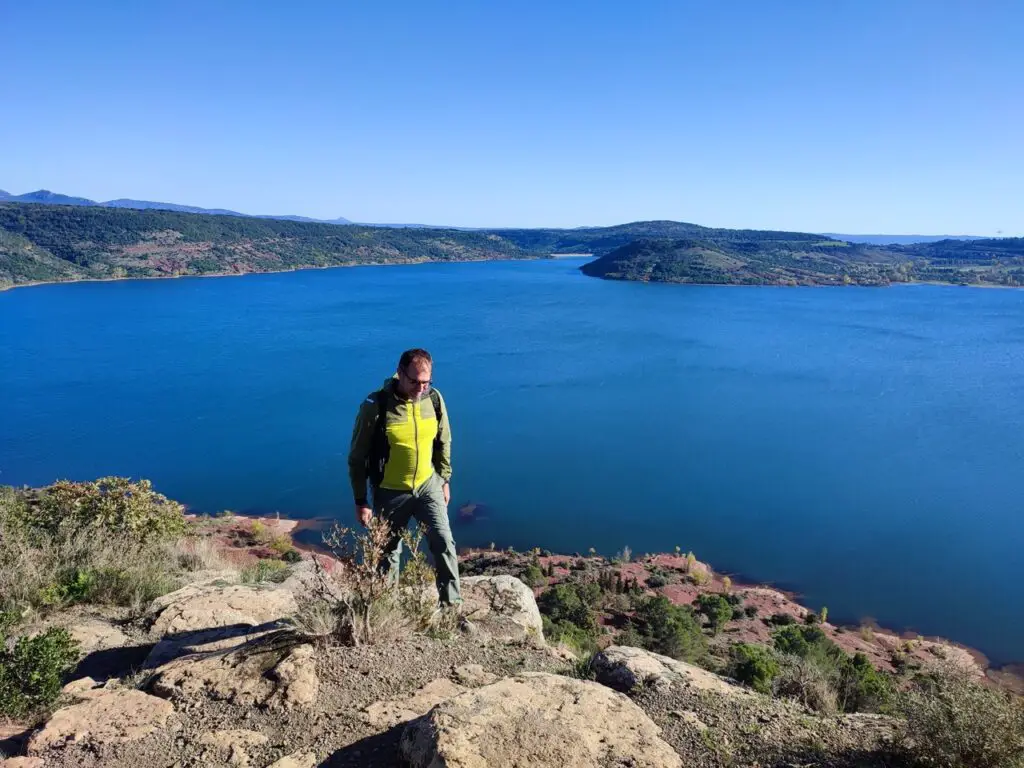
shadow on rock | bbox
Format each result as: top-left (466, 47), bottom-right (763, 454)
top-left (319, 724), bottom-right (406, 768)
top-left (72, 642), bottom-right (155, 683)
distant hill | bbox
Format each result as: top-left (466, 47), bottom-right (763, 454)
top-left (0, 189), bottom-right (352, 225)
top-left (580, 236), bottom-right (1024, 287)
top-left (824, 233), bottom-right (987, 245)
top-left (3, 201), bottom-right (1023, 290)
top-left (0, 202), bottom-right (534, 288)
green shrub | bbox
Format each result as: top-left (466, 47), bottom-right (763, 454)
top-left (898, 667), bottom-right (1024, 768)
top-left (838, 652), bottom-right (893, 713)
top-left (281, 548), bottom-right (302, 563)
top-left (24, 477), bottom-right (186, 541)
top-left (696, 593), bottom-right (733, 635)
top-left (773, 625), bottom-right (892, 714)
top-left (646, 574), bottom-right (668, 588)
top-left (770, 612), bottom-right (797, 626)
top-left (729, 643), bottom-right (781, 694)
top-left (0, 626), bottom-right (79, 718)
top-left (631, 595), bottom-right (706, 662)
top-left (269, 534), bottom-right (293, 554)
top-left (731, 607), bottom-right (745, 621)
top-left (537, 583), bottom-right (599, 631)
top-left (744, 605), bottom-right (759, 618)
top-left (542, 616), bottom-right (598, 656)
top-left (522, 564), bottom-right (545, 588)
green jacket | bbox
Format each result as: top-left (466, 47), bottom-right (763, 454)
top-left (348, 377), bottom-right (452, 504)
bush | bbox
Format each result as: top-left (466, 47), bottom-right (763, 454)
top-left (744, 605), bottom-right (759, 619)
top-left (22, 477), bottom-right (186, 541)
top-left (281, 548), bottom-right (302, 563)
top-left (696, 593), bottom-right (734, 635)
top-left (898, 666), bottom-right (1024, 768)
top-left (646, 573), bottom-right (668, 588)
top-left (838, 652), bottom-right (893, 713)
top-left (538, 583), bottom-right (598, 632)
top-left (0, 626), bottom-right (79, 718)
top-left (631, 595), bottom-right (706, 662)
top-left (770, 612), bottom-right (797, 626)
top-left (269, 534), bottom-right (293, 555)
top-left (522, 564), bottom-right (545, 588)
top-left (731, 607), bottom-right (745, 621)
top-left (772, 625), bottom-right (893, 714)
top-left (729, 643), bottom-right (781, 694)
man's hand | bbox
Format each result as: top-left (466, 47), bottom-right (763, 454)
top-left (355, 503), bottom-right (372, 527)
top-left (442, 482), bottom-right (451, 506)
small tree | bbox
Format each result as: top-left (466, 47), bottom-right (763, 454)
top-left (722, 575), bottom-right (732, 593)
top-left (696, 593), bottom-right (733, 635)
top-left (632, 595), bottom-right (706, 662)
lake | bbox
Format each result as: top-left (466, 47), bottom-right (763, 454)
top-left (1, 259), bottom-right (1022, 664)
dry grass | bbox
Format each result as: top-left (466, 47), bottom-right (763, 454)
top-left (898, 663), bottom-right (1024, 768)
top-left (774, 654), bottom-right (840, 715)
top-left (0, 486), bottom-right (233, 617)
top-left (309, 518), bottom-right (437, 647)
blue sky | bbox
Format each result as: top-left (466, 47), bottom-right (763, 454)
top-left (2, 1), bottom-right (1021, 233)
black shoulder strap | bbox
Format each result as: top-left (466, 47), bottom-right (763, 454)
top-left (430, 389), bottom-right (443, 442)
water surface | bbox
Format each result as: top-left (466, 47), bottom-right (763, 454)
top-left (2, 260), bottom-right (1022, 662)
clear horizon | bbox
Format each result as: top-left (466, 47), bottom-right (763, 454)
top-left (3, 1), bottom-right (1022, 236)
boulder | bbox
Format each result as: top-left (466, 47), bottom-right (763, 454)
top-left (591, 645), bottom-right (743, 695)
top-left (60, 676), bottom-right (107, 701)
top-left (197, 729), bottom-right (270, 767)
top-left (147, 582), bottom-right (298, 638)
top-left (459, 575), bottom-right (544, 643)
top-left (67, 619), bottom-right (130, 655)
top-left (362, 678), bottom-right (467, 729)
top-left (0, 758), bottom-right (45, 768)
top-left (149, 635), bottom-right (318, 710)
top-left (400, 672), bottom-right (681, 768)
top-left (28, 689), bottom-right (178, 754)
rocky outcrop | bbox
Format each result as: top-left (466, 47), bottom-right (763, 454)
top-left (147, 581), bottom-right (298, 638)
top-left (0, 758), bottom-right (45, 768)
top-left (27, 689), bottom-right (178, 754)
top-left (400, 672), bottom-right (682, 768)
top-left (459, 575), bottom-right (544, 643)
top-left (150, 635), bottom-right (318, 710)
top-left (591, 645), bottom-right (746, 695)
top-left (362, 678), bottom-right (467, 729)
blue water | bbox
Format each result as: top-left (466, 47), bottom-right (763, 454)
top-left (2, 260), bottom-right (1023, 664)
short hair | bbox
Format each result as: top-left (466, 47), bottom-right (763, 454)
top-left (399, 348), bottom-right (432, 370)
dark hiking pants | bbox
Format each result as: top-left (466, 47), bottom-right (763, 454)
top-left (373, 472), bottom-right (461, 606)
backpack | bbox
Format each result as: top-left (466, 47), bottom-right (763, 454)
top-left (366, 387), bottom-right (444, 490)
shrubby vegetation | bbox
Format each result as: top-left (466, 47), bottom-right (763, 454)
top-left (0, 613), bottom-right (79, 718)
top-left (897, 666), bottom-right (1024, 768)
top-left (0, 479), bottom-right (206, 614)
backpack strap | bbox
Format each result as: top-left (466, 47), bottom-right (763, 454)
top-left (430, 389), bottom-right (443, 444)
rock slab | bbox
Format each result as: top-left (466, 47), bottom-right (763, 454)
top-left (592, 645), bottom-right (744, 695)
top-left (28, 689), bottom-right (178, 754)
top-left (459, 575), bottom-right (544, 643)
top-left (400, 672), bottom-right (681, 768)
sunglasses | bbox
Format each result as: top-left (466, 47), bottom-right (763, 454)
top-left (401, 368), bottom-right (433, 387)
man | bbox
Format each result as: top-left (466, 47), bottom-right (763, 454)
top-left (347, 348), bottom-right (461, 606)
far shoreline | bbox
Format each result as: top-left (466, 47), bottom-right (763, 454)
top-left (4, 255), bottom-right (1022, 293)
top-left (0, 253), bottom-right (556, 294)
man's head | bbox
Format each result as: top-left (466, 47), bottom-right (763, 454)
top-left (396, 348), bottom-right (433, 401)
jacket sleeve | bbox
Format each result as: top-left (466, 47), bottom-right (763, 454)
top-left (348, 396), bottom-right (377, 505)
top-left (433, 390), bottom-right (452, 482)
